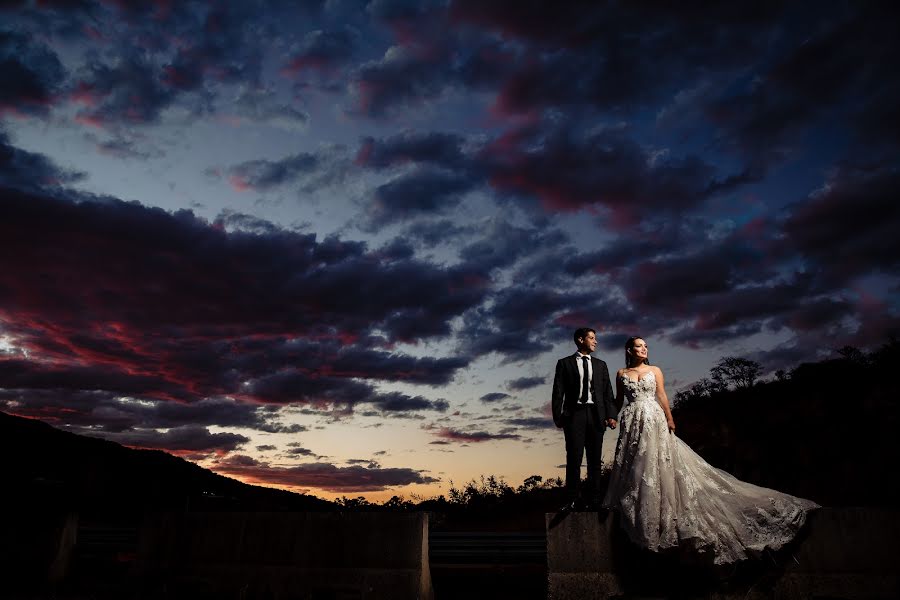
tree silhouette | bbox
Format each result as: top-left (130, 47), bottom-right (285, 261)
top-left (710, 356), bottom-right (761, 389)
top-left (674, 376), bottom-right (724, 405)
top-left (836, 345), bottom-right (868, 366)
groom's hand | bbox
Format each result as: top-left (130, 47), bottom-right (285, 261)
top-left (606, 418), bottom-right (617, 429)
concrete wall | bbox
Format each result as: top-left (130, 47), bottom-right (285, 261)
top-left (138, 512), bottom-right (432, 600)
top-left (547, 508), bottom-right (900, 600)
top-left (0, 511), bottom-right (77, 591)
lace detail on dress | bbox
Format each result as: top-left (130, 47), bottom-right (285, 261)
top-left (603, 370), bottom-right (819, 564)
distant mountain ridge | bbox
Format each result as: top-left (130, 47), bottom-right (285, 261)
top-left (0, 411), bottom-right (333, 512)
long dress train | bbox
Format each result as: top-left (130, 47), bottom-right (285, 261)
top-left (602, 371), bottom-right (819, 564)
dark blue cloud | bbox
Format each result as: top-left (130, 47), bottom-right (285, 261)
top-left (232, 86), bottom-right (310, 128)
top-left (215, 453), bottom-right (439, 492)
top-left (352, 45), bottom-right (453, 117)
top-left (222, 152), bottom-right (322, 191)
top-left (451, 1), bottom-right (786, 112)
top-left (780, 165), bottom-right (900, 283)
top-left (482, 121), bottom-right (724, 222)
top-left (506, 376), bottom-right (545, 391)
top-left (0, 130), bottom-right (85, 190)
top-left (401, 218), bottom-right (476, 248)
top-left (457, 286), bottom-right (633, 363)
top-left (479, 392), bottom-right (510, 403)
top-left (367, 167), bottom-right (476, 226)
top-left (357, 131), bottom-right (468, 170)
top-left (213, 148), bottom-right (350, 193)
top-left (459, 220), bottom-right (567, 272)
top-left (426, 425), bottom-right (521, 443)
top-left (0, 29), bottom-right (66, 116)
top-left (73, 50), bottom-right (177, 126)
top-left (283, 27), bottom-right (358, 73)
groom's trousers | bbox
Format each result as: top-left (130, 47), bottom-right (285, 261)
top-left (563, 403), bottom-right (603, 502)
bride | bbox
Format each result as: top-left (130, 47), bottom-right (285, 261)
top-left (602, 336), bottom-right (819, 564)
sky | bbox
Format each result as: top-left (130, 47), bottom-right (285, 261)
top-left (1, 0), bottom-right (898, 502)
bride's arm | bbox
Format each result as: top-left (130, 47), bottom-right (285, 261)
top-left (653, 366), bottom-right (676, 433)
top-left (605, 369), bottom-right (625, 429)
top-left (614, 368), bottom-right (625, 410)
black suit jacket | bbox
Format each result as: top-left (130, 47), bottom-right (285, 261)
top-left (551, 354), bottom-right (617, 428)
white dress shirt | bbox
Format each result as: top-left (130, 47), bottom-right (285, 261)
top-left (575, 352), bottom-right (594, 404)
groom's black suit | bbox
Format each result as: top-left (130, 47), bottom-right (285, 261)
top-left (552, 353), bottom-right (618, 503)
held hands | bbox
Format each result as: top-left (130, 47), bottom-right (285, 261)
top-left (606, 418), bottom-right (617, 430)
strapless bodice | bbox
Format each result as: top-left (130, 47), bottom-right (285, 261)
top-left (620, 370), bottom-right (657, 403)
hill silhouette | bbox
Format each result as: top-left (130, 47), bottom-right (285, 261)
top-left (671, 339), bottom-right (900, 508)
top-left (0, 411), bottom-right (333, 513)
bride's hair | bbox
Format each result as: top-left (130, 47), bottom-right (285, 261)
top-left (625, 336), bottom-right (650, 368)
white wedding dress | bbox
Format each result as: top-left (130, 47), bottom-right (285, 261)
top-left (602, 371), bottom-right (819, 564)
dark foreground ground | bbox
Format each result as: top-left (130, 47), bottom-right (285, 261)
top-left (5, 507), bottom-right (899, 599)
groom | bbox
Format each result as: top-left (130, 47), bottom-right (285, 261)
top-left (552, 327), bottom-right (618, 510)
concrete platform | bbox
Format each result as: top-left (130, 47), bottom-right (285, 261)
top-left (546, 508), bottom-right (900, 599)
top-left (137, 511), bottom-right (433, 600)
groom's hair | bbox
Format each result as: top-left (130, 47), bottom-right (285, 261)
top-left (573, 327), bottom-right (595, 344)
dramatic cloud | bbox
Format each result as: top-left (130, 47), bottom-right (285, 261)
top-left (230, 86), bottom-right (310, 129)
top-left (451, 1), bottom-right (785, 113)
top-left (0, 183), bottom-right (487, 432)
top-left (780, 165), bottom-right (900, 283)
top-left (367, 167), bottom-right (476, 226)
top-left (357, 131), bottom-right (469, 171)
top-left (0, 29), bottom-right (66, 116)
top-left (0, 131), bottom-right (85, 190)
top-left (215, 454), bottom-right (439, 492)
top-left (96, 425), bottom-right (249, 460)
top-left (459, 220), bottom-right (567, 272)
top-left (282, 28), bottom-right (358, 74)
top-left (702, 4), bottom-right (900, 171)
top-left (426, 425), bottom-right (521, 443)
top-left (92, 136), bottom-right (161, 160)
top-left (402, 218), bottom-right (476, 248)
top-left (222, 152), bottom-right (323, 191)
top-left (286, 447), bottom-right (317, 457)
top-left (215, 148), bottom-right (351, 193)
top-left (479, 392), bottom-right (510, 403)
top-left (72, 50), bottom-right (177, 127)
top-left (483, 122), bottom-right (723, 222)
top-left (506, 376), bottom-right (545, 391)
top-left (370, 391), bottom-right (449, 413)
top-left (459, 284), bottom-right (634, 362)
top-left (352, 46), bottom-right (444, 117)
top-left (0, 380), bottom-right (304, 435)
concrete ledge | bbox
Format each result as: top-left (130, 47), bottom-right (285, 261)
top-left (546, 512), bottom-right (623, 599)
top-left (546, 508), bottom-right (900, 600)
top-left (138, 512), bottom-right (433, 600)
top-left (1, 511), bottom-right (76, 591)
